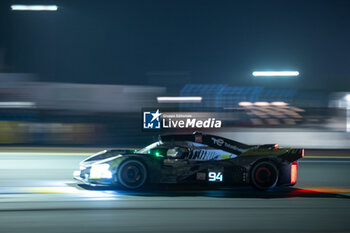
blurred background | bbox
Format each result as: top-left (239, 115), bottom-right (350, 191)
top-left (1, 0), bottom-right (350, 148)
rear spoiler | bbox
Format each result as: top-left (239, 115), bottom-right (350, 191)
top-left (279, 148), bottom-right (304, 162)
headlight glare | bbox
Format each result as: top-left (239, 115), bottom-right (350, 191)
top-left (90, 164), bottom-right (112, 179)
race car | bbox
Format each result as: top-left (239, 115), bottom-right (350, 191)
top-left (73, 132), bottom-right (304, 190)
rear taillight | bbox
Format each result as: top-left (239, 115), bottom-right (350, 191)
top-left (290, 161), bottom-right (298, 184)
top-left (274, 144), bottom-right (279, 149)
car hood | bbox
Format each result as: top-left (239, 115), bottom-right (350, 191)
top-left (80, 154), bottom-right (124, 167)
top-left (80, 152), bottom-right (151, 168)
top-left (81, 149), bottom-right (136, 164)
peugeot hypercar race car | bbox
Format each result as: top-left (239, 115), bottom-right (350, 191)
top-left (74, 132), bottom-right (304, 190)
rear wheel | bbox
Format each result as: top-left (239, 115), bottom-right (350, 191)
top-left (117, 160), bottom-right (147, 189)
top-left (250, 161), bottom-right (279, 190)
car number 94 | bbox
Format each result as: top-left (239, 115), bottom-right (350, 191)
top-left (208, 171), bottom-right (223, 182)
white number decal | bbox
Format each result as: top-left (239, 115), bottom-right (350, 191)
top-left (208, 172), bottom-right (223, 182)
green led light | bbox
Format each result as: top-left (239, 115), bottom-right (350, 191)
top-left (134, 150), bottom-right (137, 153)
top-left (155, 152), bottom-right (160, 156)
top-left (147, 150), bottom-right (151, 154)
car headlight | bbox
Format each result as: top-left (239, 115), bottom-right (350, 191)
top-left (90, 164), bottom-right (112, 179)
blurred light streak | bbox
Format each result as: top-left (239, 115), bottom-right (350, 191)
top-left (0, 102), bottom-right (35, 108)
top-left (254, 102), bottom-right (270, 106)
top-left (238, 102), bottom-right (253, 106)
top-left (11, 5), bottom-right (58, 11)
top-left (271, 102), bottom-right (288, 106)
top-left (21, 187), bottom-right (120, 198)
top-left (157, 96), bottom-right (202, 103)
top-left (345, 94), bottom-right (350, 132)
top-left (252, 71), bottom-right (299, 76)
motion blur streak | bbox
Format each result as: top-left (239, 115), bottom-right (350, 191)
top-left (0, 102), bottom-right (35, 108)
top-left (10, 5), bottom-right (58, 11)
top-left (253, 102), bottom-right (270, 106)
top-left (238, 102), bottom-right (253, 106)
top-left (252, 71), bottom-right (300, 76)
top-left (0, 77), bottom-right (349, 148)
top-left (157, 96), bottom-right (202, 103)
top-left (271, 102), bottom-right (288, 106)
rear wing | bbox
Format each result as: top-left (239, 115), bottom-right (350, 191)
top-left (279, 148), bottom-right (304, 162)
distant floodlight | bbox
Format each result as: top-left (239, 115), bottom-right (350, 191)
top-left (239, 102), bottom-right (253, 107)
top-left (11, 5), bottom-right (58, 11)
top-left (0, 102), bottom-right (35, 108)
top-left (157, 96), bottom-right (202, 103)
top-left (271, 102), bottom-right (288, 106)
top-left (252, 71), bottom-right (299, 77)
top-left (345, 94), bottom-right (350, 102)
top-left (254, 102), bottom-right (270, 106)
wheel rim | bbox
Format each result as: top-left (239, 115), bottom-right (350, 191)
top-left (252, 162), bottom-right (278, 189)
top-left (118, 161), bottom-right (146, 189)
top-left (122, 165), bottom-right (142, 184)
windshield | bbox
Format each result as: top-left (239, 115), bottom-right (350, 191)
top-left (137, 141), bottom-right (163, 154)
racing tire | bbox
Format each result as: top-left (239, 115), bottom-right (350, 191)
top-left (250, 161), bottom-right (279, 190)
top-left (117, 160), bottom-right (148, 189)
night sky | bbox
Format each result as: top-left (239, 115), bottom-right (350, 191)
top-left (1, 0), bottom-right (350, 90)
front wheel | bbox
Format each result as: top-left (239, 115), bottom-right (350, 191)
top-left (250, 161), bottom-right (279, 190)
top-left (117, 160), bottom-right (148, 189)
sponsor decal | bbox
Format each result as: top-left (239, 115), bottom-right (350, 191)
top-left (163, 118), bottom-right (221, 128)
top-left (143, 109), bottom-right (222, 130)
top-left (143, 109), bottom-right (162, 129)
top-left (211, 137), bottom-right (246, 153)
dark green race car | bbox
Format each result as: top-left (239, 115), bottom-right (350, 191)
top-left (74, 132), bottom-right (304, 190)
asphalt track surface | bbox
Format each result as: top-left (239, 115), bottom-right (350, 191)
top-left (0, 151), bottom-right (350, 233)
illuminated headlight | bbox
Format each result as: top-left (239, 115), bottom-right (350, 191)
top-left (73, 170), bottom-right (81, 177)
top-left (90, 164), bottom-right (112, 179)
